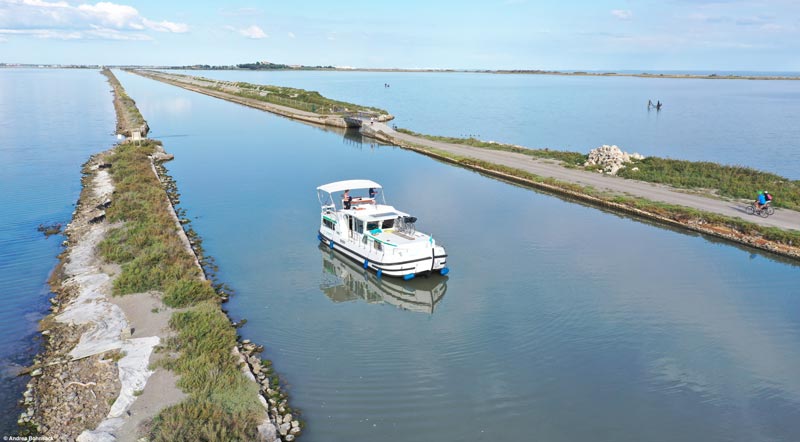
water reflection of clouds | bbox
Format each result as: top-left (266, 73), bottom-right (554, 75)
top-left (366, 154), bottom-right (800, 414)
top-left (563, 218), bottom-right (800, 407)
top-left (140, 96), bottom-right (192, 117)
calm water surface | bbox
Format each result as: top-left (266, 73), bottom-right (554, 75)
top-left (0, 69), bottom-right (115, 432)
top-left (118, 70), bottom-right (800, 442)
top-left (176, 69), bottom-right (800, 179)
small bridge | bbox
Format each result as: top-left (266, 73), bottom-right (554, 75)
top-left (343, 111), bottom-right (381, 128)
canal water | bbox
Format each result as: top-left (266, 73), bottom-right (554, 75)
top-left (176, 69), bottom-right (800, 179)
top-left (117, 70), bottom-right (800, 442)
top-left (0, 69), bottom-right (116, 432)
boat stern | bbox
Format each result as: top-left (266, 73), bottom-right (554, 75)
top-left (432, 245), bottom-right (447, 272)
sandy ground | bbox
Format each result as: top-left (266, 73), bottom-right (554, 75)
top-left (108, 292), bottom-right (186, 442)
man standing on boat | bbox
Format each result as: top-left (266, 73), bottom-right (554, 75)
top-left (343, 189), bottom-right (352, 209)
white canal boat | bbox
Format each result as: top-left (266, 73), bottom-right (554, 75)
top-left (316, 179), bottom-right (449, 279)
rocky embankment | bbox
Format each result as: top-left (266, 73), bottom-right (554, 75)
top-left (19, 70), bottom-right (299, 441)
top-left (20, 152), bottom-right (166, 440)
top-left (238, 341), bottom-right (302, 441)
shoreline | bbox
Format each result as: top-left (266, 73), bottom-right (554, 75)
top-left (21, 70), bottom-right (299, 441)
top-left (7, 65), bottom-right (799, 81)
top-left (130, 69), bottom-right (393, 128)
top-left (134, 69), bottom-right (800, 261)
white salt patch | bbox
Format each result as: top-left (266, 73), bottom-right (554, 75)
top-left (93, 169), bottom-right (113, 199)
top-left (109, 336), bottom-right (159, 418)
top-left (60, 170), bottom-right (161, 441)
top-left (57, 272), bottom-right (125, 360)
top-left (78, 336), bottom-right (160, 442)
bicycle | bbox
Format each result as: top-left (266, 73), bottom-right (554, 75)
top-left (745, 202), bottom-right (774, 218)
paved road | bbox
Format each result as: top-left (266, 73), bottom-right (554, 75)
top-left (374, 122), bottom-right (800, 231)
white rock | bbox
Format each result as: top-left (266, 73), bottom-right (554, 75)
top-left (585, 144), bottom-right (636, 176)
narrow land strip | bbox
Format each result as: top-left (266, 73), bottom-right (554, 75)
top-left (21, 70), bottom-right (298, 441)
top-left (132, 69), bottom-right (800, 260)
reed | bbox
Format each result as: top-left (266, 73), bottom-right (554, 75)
top-left (151, 302), bottom-right (262, 441)
top-left (97, 139), bottom-right (264, 439)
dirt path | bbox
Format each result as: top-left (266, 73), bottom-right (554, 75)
top-left (376, 123), bottom-right (800, 231)
top-left (134, 70), bottom-right (800, 233)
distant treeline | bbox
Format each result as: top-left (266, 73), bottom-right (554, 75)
top-left (170, 62), bottom-right (335, 70)
top-left (236, 61), bottom-right (335, 70)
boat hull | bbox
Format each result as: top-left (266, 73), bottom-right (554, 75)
top-left (318, 231), bottom-right (446, 278)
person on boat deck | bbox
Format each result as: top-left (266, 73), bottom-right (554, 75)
top-left (343, 189), bottom-right (352, 209)
top-left (368, 187), bottom-right (378, 203)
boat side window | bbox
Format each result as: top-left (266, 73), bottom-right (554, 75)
top-left (354, 219), bottom-right (364, 234)
top-left (322, 218), bottom-right (335, 230)
top-left (381, 219), bottom-right (394, 229)
top-left (366, 221), bottom-right (379, 231)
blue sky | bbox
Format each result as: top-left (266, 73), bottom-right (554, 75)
top-left (1, 0), bottom-right (798, 71)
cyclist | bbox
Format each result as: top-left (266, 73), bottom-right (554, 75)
top-left (755, 190), bottom-right (772, 211)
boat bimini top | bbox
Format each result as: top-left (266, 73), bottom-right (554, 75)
top-left (317, 179), bottom-right (386, 209)
top-left (316, 179), bottom-right (381, 194)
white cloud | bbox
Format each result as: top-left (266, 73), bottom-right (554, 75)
top-left (142, 18), bottom-right (188, 33)
top-left (611, 9), bottom-right (633, 20)
top-left (77, 2), bottom-right (140, 29)
top-left (0, 0), bottom-right (188, 40)
top-left (238, 25), bottom-right (267, 39)
top-left (0, 26), bottom-right (151, 40)
top-left (287, 31), bottom-right (295, 39)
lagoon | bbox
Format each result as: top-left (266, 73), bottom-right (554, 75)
top-left (176, 69), bottom-right (800, 179)
top-left (0, 69), bottom-right (115, 432)
top-left (118, 69), bottom-right (800, 442)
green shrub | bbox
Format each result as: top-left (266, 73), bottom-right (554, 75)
top-left (617, 156), bottom-right (800, 210)
top-left (396, 128), bottom-right (588, 165)
top-left (163, 279), bottom-right (217, 308)
top-left (150, 398), bottom-right (259, 442)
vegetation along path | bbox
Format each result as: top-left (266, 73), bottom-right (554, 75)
top-left (132, 69), bottom-right (800, 259)
top-left (381, 126), bottom-right (800, 230)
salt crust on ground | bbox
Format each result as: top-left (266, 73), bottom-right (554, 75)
top-left (54, 169), bottom-right (160, 441)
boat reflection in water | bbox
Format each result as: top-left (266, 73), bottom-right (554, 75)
top-left (318, 245), bottom-right (448, 314)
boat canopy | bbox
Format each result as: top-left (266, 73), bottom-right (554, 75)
top-left (317, 179), bottom-right (382, 194)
